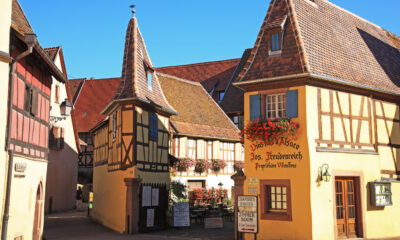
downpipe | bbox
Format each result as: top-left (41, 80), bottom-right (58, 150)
top-left (1, 151), bottom-right (13, 240)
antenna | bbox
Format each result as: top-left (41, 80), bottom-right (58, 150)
top-left (130, 4), bottom-right (136, 17)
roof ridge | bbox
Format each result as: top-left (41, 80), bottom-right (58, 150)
top-left (43, 46), bottom-right (61, 50)
top-left (156, 72), bottom-right (202, 86)
top-left (156, 58), bottom-right (240, 69)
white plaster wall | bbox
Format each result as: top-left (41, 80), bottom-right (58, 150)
top-left (45, 52), bottom-right (78, 213)
top-left (7, 155), bottom-right (47, 240)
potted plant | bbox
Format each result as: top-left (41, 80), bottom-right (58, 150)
top-left (175, 158), bottom-right (193, 172)
top-left (211, 159), bottom-right (227, 173)
top-left (241, 118), bottom-right (300, 144)
top-left (233, 161), bottom-right (244, 172)
top-left (194, 159), bottom-right (209, 174)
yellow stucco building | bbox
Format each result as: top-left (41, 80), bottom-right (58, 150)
top-left (232, 0), bottom-right (400, 239)
top-left (90, 13), bottom-right (176, 234)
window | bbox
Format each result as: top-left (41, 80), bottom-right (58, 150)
top-left (112, 113), bottom-right (117, 141)
top-left (219, 142), bottom-right (235, 173)
top-left (55, 85), bottom-right (60, 103)
top-left (260, 179), bottom-right (292, 221)
top-left (264, 93), bottom-right (286, 119)
top-left (24, 86), bottom-right (38, 116)
top-left (271, 33), bottom-right (280, 51)
top-left (188, 139), bottom-right (196, 159)
top-left (147, 71), bottom-right (152, 89)
top-left (149, 112), bottom-right (158, 140)
top-left (205, 141), bottom-right (213, 160)
top-left (173, 138), bottom-right (179, 158)
top-left (49, 126), bottom-right (64, 150)
top-left (232, 116), bottom-right (239, 128)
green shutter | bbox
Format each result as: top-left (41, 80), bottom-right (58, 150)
top-left (286, 90), bottom-right (298, 118)
top-left (250, 94), bottom-right (261, 121)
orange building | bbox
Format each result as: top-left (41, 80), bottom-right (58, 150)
top-left (233, 0), bottom-right (400, 239)
top-left (90, 12), bottom-right (176, 234)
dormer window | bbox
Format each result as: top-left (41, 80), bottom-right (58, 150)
top-left (147, 71), bottom-right (152, 89)
top-left (271, 33), bottom-right (281, 51)
top-left (266, 15), bottom-right (287, 57)
top-left (144, 60), bottom-right (155, 90)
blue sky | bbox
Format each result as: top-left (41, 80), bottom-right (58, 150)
top-left (18, 0), bottom-right (400, 80)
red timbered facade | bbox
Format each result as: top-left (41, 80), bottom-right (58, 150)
top-left (8, 38), bottom-right (52, 159)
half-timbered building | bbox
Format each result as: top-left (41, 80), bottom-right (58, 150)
top-left (90, 12), bottom-right (176, 234)
top-left (1, 0), bottom-right (68, 239)
top-left (234, 0), bottom-right (400, 239)
top-left (157, 73), bottom-right (243, 198)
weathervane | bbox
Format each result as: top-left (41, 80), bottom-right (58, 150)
top-left (130, 4), bottom-right (136, 17)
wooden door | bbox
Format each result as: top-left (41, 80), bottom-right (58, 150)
top-left (335, 178), bottom-right (358, 238)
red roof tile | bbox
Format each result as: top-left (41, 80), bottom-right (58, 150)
top-left (11, 0), bottom-right (33, 36)
top-left (237, 0), bottom-right (400, 95)
top-left (220, 49), bottom-right (252, 114)
top-left (44, 46), bottom-right (60, 61)
top-left (74, 78), bottom-right (121, 132)
top-left (157, 73), bottom-right (240, 141)
top-left (156, 59), bottom-right (240, 92)
top-left (111, 17), bottom-right (175, 115)
top-left (68, 78), bottom-right (86, 104)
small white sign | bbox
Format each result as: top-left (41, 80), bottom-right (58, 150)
top-left (238, 196), bottom-right (258, 233)
top-left (248, 187), bottom-right (258, 195)
top-left (173, 202), bottom-right (190, 227)
top-left (146, 208), bottom-right (155, 228)
top-left (247, 177), bottom-right (259, 185)
top-left (142, 186), bottom-right (152, 207)
top-left (152, 188), bottom-right (159, 206)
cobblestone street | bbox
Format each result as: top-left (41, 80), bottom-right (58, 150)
top-left (44, 211), bottom-right (234, 240)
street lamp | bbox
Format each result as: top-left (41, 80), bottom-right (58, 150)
top-left (50, 98), bottom-right (72, 123)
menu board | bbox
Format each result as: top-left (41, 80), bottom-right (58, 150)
top-left (142, 186), bottom-right (152, 207)
top-left (173, 202), bottom-right (190, 227)
top-left (238, 196), bottom-right (258, 233)
top-left (147, 208), bottom-right (155, 227)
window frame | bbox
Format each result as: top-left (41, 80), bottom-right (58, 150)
top-left (268, 30), bottom-right (285, 56)
top-left (149, 112), bottom-right (158, 141)
top-left (55, 84), bottom-right (60, 103)
top-left (260, 179), bottom-right (292, 221)
top-left (260, 89), bottom-right (287, 120)
top-left (112, 112), bottom-right (117, 141)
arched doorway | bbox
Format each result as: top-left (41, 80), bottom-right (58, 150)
top-left (32, 183), bottom-right (43, 240)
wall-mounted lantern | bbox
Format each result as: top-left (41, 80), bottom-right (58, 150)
top-left (319, 163), bottom-right (331, 182)
top-left (60, 99), bottom-right (72, 116)
top-left (50, 99), bottom-right (72, 123)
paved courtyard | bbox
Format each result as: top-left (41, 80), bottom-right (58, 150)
top-left (44, 211), bottom-right (234, 240)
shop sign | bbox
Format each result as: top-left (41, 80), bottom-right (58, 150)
top-left (15, 162), bottom-right (27, 173)
top-left (238, 196), bottom-right (258, 233)
top-left (250, 137), bottom-right (303, 170)
top-left (173, 202), bottom-right (190, 227)
top-left (248, 177), bottom-right (258, 185)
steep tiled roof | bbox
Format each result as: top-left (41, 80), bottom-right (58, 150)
top-left (157, 73), bottom-right (240, 141)
top-left (111, 17), bottom-right (175, 115)
top-left (68, 78), bottom-right (86, 104)
top-left (74, 78), bottom-right (121, 132)
top-left (44, 46), bottom-right (60, 61)
top-left (220, 49), bottom-right (252, 114)
top-left (11, 0), bottom-right (33, 35)
top-left (156, 59), bottom-right (240, 92)
top-left (238, 0), bottom-right (400, 95)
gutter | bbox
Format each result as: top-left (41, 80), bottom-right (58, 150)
top-left (1, 151), bottom-right (14, 240)
top-left (233, 72), bottom-right (400, 97)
